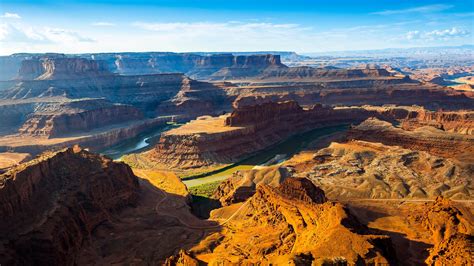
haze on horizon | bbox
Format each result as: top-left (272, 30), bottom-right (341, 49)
top-left (0, 0), bottom-right (473, 55)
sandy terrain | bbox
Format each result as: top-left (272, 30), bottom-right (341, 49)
top-left (0, 152), bottom-right (30, 170)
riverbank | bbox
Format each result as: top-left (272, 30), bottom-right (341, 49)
top-left (182, 124), bottom-right (348, 188)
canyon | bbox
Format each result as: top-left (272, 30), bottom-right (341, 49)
top-left (0, 50), bottom-right (472, 265)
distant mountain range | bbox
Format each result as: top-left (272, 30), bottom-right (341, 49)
top-left (305, 45), bottom-right (474, 58)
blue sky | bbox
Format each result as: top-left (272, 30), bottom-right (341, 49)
top-left (0, 0), bottom-right (472, 55)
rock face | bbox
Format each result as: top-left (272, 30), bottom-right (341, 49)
top-left (285, 140), bottom-right (473, 200)
top-left (150, 101), bottom-right (376, 169)
top-left (276, 177), bottom-right (327, 204)
top-left (157, 77), bottom-right (229, 117)
top-left (213, 166), bottom-right (290, 206)
top-left (400, 109), bottom-right (474, 135)
top-left (18, 57), bottom-right (112, 80)
top-left (410, 197), bottom-right (473, 265)
top-left (187, 178), bottom-right (395, 264)
top-left (349, 118), bottom-right (474, 163)
top-left (18, 99), bottom-right (143, 137)
top-left (257, 66), bottom-right (393, 80)
top-left (226, 81), bottom-right (474, 111)
top-left (0, 146), bottom-right (140, 265)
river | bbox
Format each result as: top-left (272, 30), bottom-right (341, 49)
top-left (183, 124), bottom-right (348, 187)
top-left (100, 123), bottom-right (177, 160)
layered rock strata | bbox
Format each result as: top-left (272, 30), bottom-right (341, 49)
top-left (17, 57), bottom-right (111, 80)
top-left (349, 118), bottom-right (474, 163)
top-left (213, 166), bottom-right (290, 206)
top-left (0, 146), bottom-right (139, 265)
top-left (184, 178), bottom-right (395, 264)
top-left (227, 82), bottom-right (474, 111)
top-left (18, 99), bottom-right (143, 137)
top-left (157, 77), bottom-right (229, 117)
top-left (400, 109), bottom-right (474, 135)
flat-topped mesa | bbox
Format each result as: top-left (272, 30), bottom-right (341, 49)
top-left (17, 57), bottom-right (112, 80)
top-left (17, 99), bottom-right (143, 138)
top-left (192, 54), bottom-right (286, 80)
top-left (258, 66), bottom-right (394, 80)
top-left (197, 54), bottom-right (283, 68)
top-left (0, 146), bottom-right (139, 264)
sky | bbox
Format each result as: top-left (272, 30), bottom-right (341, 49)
top-left (0, 0), bottom-right (473, 55)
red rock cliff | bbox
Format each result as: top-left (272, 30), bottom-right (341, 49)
top-left (0, 146), bottom-right (139, 265)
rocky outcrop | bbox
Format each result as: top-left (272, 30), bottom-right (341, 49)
top-left (157, 77), bottom-right (229, 117)
top-left (18, 99), bottom-right (143, 137)
top-left (0, 146), bottom-right (139, 265)
top-left (349, 118), bottom-right (474, 163)
top-left (410, 197), bottom-right (473, 265)
top-left (17, 57), bottom-right (111, 80)
top-left (277, 177), bottom-right (327, 204)
top-left (285, 140), bottom-right (473, 200)
top-left (213, 166), bottom-right (290, 206)
top-left (187, 178), bottom-right (395, 264)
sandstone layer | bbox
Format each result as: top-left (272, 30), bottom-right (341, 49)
top-left (410, 197), bottom-right (473, 265)
top-left (227, 81), bottom-right (474, 111)
top-left (17, 57), bottom-right (111, 80)
top-left (157, 77), bottom-right (229, 117)
top-left (0, 146), bottom-right (140, 265)
top-left (213, 165), bottom-right (290, 206)
top-left (18, 99), bottom-right (143, 137)
top-left (349, 118), bottom-right (474, 163)
top-left (183, 178), bottom-right (395, 264)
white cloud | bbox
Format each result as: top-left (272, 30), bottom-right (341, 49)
top-left (91, 22), bottom-right (115, 27)
top-left (405, 27), bottom-right (470, 41)
top-left (372, 4), bottom-right (453, 15)
top-left (132, 21), bottom-right (305, 35)
top-left (0, 22), bottom-right (94, 43)
top-left (1, 12), bottom-right (21, 19)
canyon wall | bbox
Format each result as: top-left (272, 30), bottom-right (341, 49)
top-left (349, 118), bottom-right (474, 163)
top-left (0, 146), bottom-right (139, 264)
top-left (17, 57), bottom-right (111, 80)
top-left (18, 99), bottom-right (143, 138)
top-left (400, 109), bottom-right (474, 135)
top-left (227, 82), bottom-right (474, 111)
top-left (157, 77), bottom-right (230, 117)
